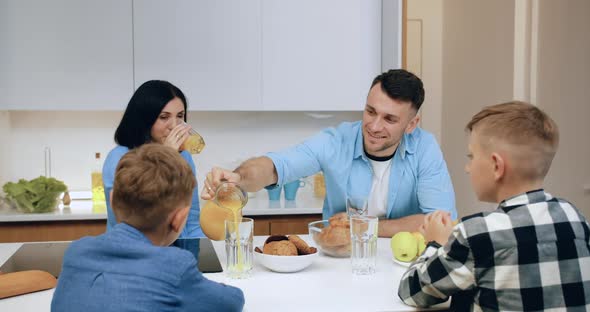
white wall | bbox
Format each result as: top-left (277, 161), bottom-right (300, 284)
top-left (535, 0), bottom-right (590, 218)
top-left (406, 0), bottom-right (443, 144)
top-left (0, 111), bottom-right (360, 191)
top-left (441, 0), bottom-right (516, 216)
top-left (440, 0), bottom-right (590, 219)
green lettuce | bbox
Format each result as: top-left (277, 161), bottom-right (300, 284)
top-left (3, 176), bottom-right (67, 213)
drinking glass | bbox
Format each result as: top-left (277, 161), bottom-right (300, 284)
top-left (346, 195), bottom-right (368, 217)
top-left (225, 217), bottom-right (254, 279)
top-left (181, 122), bottom-right (206, 154)
top-left (350, 215), bottom-right (378, 275)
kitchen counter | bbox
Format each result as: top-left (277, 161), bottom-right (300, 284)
top-left (0, 200), bottom-right (106, 222)
top-left (0, 191), bottom-right (324, 223)
top-left (242, 191), bottom-right (323, 216)
top-left (0, 237), bottom-right (449, 312)
top-left (0, 191), bottom-right (324, 242)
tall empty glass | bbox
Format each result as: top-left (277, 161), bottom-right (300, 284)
top-left (225, 217), bottom-right (254, 279)
top-left (350, 215), bottom-right (378, 275)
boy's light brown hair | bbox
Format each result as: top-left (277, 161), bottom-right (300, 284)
top-left (112, 143), bottom-right (196, 232)
top-left (466, 101), bottom-right (559, 181)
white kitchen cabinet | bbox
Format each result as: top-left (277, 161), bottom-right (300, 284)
top-left (133, 0), bottom-right (262, 111)
top-left (1, 1), bottom-right (398, 111)
top-left (0, 0), bottom-right (134, 110)
top-left (261, 0), bottom-right (383, 111)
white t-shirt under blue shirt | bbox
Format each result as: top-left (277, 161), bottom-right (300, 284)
top-left (368, 158), bottom-right (392, 218)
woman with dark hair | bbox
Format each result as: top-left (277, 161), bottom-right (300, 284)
top-left (102, 80), bottom-right (204, 238)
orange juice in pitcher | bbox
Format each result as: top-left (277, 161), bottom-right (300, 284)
top-left (200, 182), bottom-right (251, 278)
top-left (200, 182), bottom-right (248, 241)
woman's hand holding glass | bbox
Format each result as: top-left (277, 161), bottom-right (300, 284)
top-left (163, 122), bottom-right (191, 152)
top-left (180, 123), bottom-right (206, 154)
top-left (162, 120), bottom-right (206, 154)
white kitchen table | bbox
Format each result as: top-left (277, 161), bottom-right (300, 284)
top-left (0, 237), bottom-right (449, 312)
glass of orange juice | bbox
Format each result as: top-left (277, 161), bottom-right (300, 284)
top-left (181, 122), bottom-right (206, 154)
top-left (225, 217), bottom-right (253, 279)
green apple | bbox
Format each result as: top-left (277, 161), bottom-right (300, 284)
top-left (390, 232), bottom-right (418, 262)
top-left (412, 232), bottom-right (426, 255)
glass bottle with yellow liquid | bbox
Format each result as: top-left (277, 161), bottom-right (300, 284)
top-left (91, 152), bottom-right (106, 213)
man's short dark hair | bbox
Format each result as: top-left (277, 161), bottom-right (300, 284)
top-left (371, 69), bottom-right (425, 111)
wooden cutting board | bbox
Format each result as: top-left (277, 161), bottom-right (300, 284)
top-left (0, 270), bottom-right (57, 299)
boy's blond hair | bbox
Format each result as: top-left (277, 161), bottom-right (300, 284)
top-left (466, 101), bottom-right (559, 181)
top-left (112, 143), bottom-right (196, 232)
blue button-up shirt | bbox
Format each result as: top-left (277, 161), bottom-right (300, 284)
top-left (267, 121), bottom-right (456, 220)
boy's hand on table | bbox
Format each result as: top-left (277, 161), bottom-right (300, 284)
top-left (423, 211), bottom-right (453, 246)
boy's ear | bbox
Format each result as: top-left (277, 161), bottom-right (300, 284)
top-left (491, 152), bottom-right (505, 181)
top-left (170, 206), bottom-right (190, 233)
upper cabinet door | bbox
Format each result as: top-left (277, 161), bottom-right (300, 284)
top-left (261, 0), bottom-right (382, 111)
top-left (133, 0), bottom-right (262, 111)
top-left (0, 0), bottom-right (133, 110)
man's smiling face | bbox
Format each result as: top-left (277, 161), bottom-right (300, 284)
top-left (362, 83), bottom-right (419, 157)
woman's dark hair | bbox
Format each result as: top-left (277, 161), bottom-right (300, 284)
top-left (114, 80), bottom-right (187, 149)
top-left (371, 69), bottom-right (425, 111)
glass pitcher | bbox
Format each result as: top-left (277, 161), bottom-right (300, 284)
top-left (200, 182), bottom-right (248, 241)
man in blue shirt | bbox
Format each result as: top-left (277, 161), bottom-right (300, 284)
top-left (202, 69), bottom-right (456, 237)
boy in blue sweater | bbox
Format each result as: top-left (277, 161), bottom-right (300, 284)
top-left (52, 143), bottom-right (244, 311)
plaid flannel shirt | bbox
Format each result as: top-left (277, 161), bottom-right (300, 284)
top-left (398, 189), bottom-right (590, 311)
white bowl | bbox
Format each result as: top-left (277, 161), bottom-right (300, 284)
top-left (255, 250), bottom-right (318, 273)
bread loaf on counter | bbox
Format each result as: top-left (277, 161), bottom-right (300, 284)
top-left (0, 270), bottom-right (57, 299)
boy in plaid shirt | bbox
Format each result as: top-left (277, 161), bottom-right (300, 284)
top-left (398, 101), bottom-right (590, 311)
